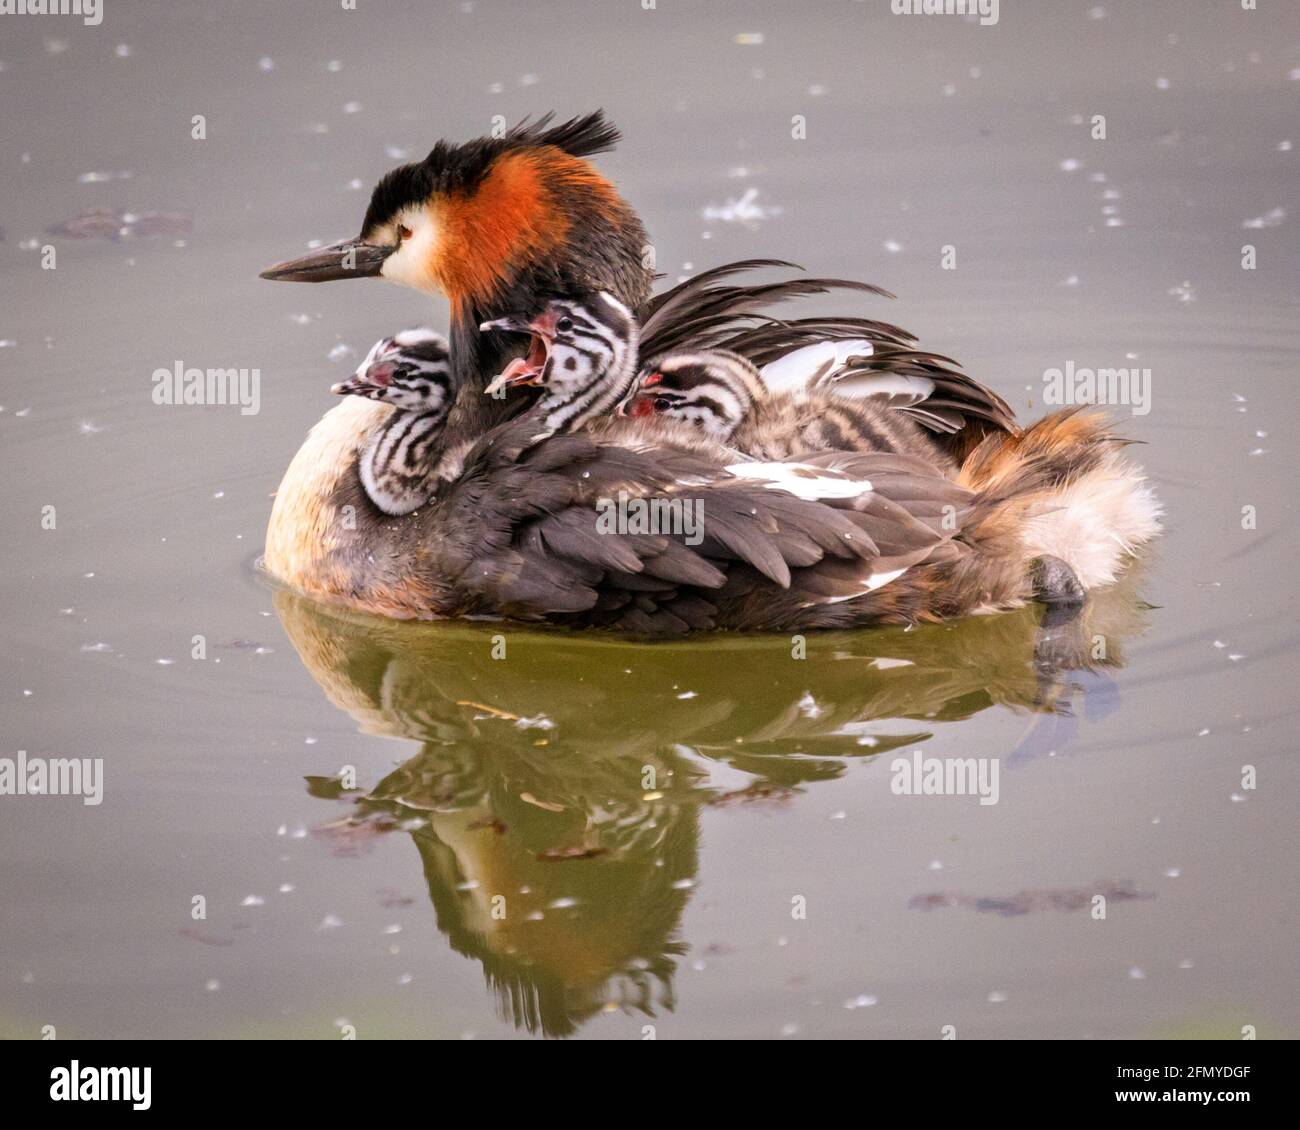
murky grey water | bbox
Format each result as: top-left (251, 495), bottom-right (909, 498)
top-left (3, 1), bottom-right (1298, 1039)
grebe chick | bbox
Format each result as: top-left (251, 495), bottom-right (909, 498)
top-left (331, 329), bottom-right (454, 515)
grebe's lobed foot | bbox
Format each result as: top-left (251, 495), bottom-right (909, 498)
top-left (1030, 554), bottom-right (1087, 609)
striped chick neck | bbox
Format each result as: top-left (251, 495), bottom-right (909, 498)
top-left (332, 329), bottom-right (455, 515)
top-left (531, 293), bottom-right (640, 438)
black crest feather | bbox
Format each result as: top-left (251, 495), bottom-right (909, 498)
top-left (362, 111), bottom-right (621, 235)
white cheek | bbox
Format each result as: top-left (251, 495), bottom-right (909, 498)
top-left (379, 214), bottom-right (440, 292)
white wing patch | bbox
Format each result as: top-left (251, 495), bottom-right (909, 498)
top-left (825, 566), bottom-right (908, 602)
top-left (726, 461), bottom-right (873, 501)
top-left (758, 339), bottom-right (876, 394)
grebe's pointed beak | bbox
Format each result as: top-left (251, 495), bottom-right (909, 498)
top-left (479, 315), bottom-right (533, 335)
top-left (259, 236), bottom-right (394, 282)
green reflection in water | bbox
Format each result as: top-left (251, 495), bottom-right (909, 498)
top-left (274, 574), bottom-right (1152, 1037)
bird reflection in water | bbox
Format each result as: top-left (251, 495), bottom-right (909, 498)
top-left (273, 569), bottom-right (1152, 1037)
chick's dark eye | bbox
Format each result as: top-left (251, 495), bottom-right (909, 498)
top-left (653, 398), bottom-right (672, 412)
top-left (556, 317), bottom-right (573, 333)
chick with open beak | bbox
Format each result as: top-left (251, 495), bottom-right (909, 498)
top-left (480, 308), bottom-right (559, 398)
top-left (478, 294), bottom-right (640, 439)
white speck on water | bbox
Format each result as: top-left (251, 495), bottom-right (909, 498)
top-left (205, 979), bottom-right (220, 992)
top-left (384, 145), bottom-right (409, 160)
top-left (1088, 5), bottom-right (1106, 17)
top-left (1105, 217), bottom-right (1125, 227)
top-left (278, 883), bottom-right (294, 894)
top-left (1129, 966), bottom-right (1146, 980)
top-left (797, 692), bottom-right (824, 719)
top-left (1289, 67), bottom-right (1300, 82)
top-left (78, 170), bottom-right (133, 184)
top-left (671, 878), bottom-right (695, 890)
top-left (81, 643), bottom-right (113, 653)
top-left (856, 735), bottom-right (879, 747)
top-left (1163, 868), bottom-right (1181, 879)
top-left (258, 56), bottom-right (275, 72)
top-left (304, 736), bottom-right (318, 745)
top-left (942, 83), bottom-right (957, 97)
top-left (241, 895), bottom-right (265, 907)
top-left (1061, 274), bottom-right (1080, 287)
top-left (883, 239), bottom-right (903, 253)
top-left (676, 691), bottom-right (697, 699)
top-left (290, 826), bottom-right (308, 839)
top-left (276, 824), bottom-right (287, 836)
top-left (843, 993), bottom-right (878, 1010)
top-left (1197, 728), bottom-right (1210, 737)
top-left (22, 689), bottom-right (33, 697)
top-left (1230, 792), bottom-right (1245, 802)
top-left (342, 101), bottom-right (362, 114)
top-left (1059, 158), bottom-right (1082, 173)
top-left (155, 658), bottom-right (174, 666)
top-left (327, 343), bottom-right (354, 362)
top-left (702, 187), bottom-right (781, 226)
top-left (1278, 140), bottom-right (1293, 152)
top-left (398, 972), bottom-right (413, 985)
top-left (518, 72), bottom-right (539, 87)
top-left (808, 83), bottom-right (828, 97)
top-left (548, 897), bottom-right (578, 909)
top-left (1213, 640), bottom-right (1226, 649)
top-left (317, 913), bottom-right (343, 930)
top-left (1155, 76), bottom-right (1170, 91)
top-left (780, 1022), bottom-right (800, 1036)
top-left (384, 923), bottom-right (402, 935)
top-left (487, 81), bottom-right (504, 94)
top-left (829, 810), bottom-right (846, 821)
top-left (513, 713), bottom-right (555, 731)
top-left (115, 44), bottom-right (133, 58)
top-left (1242, 207), bottom-right (1285, 229)
top-left (347, 178), bottom-right (363, 191)
top-left (45, 39), bottom-right (69, 55)
top-left (734, 32), bottom-right (764, 46)
top-left (1167, 280), bottom-right (1196, 303)
top-left (928, 859), bottom-right (944, 871)
top-left (326, 59), bottom-right (343, 73)
top-left (1228, 652), bottom-right (1245, 661)
top-left (987, 991), bottom-right (1008, 1003)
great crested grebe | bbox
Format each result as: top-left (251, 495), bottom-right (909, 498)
top-left (258, 112), bottom-right (1159, 630)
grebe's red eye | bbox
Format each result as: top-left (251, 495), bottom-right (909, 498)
top-left (397, 225), bottom-right (412, 242)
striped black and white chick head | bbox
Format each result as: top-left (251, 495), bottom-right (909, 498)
top-left (481, 293), bottom-right (639, 436)
top-left (331, 328), bottom-right (454, 416)
top-left (623, 351), bottom-right (767, 440)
